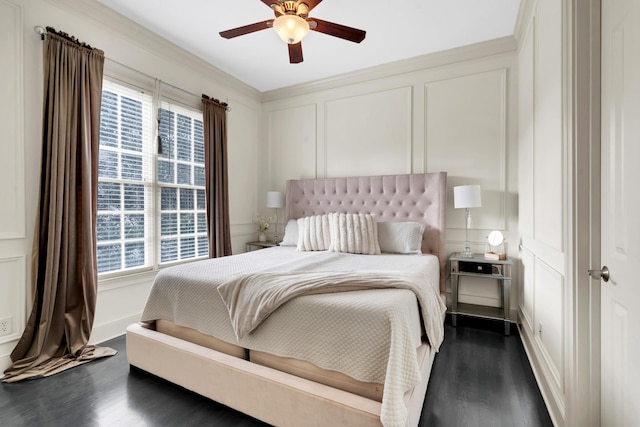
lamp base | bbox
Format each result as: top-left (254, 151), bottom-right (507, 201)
top-left (460, 249), bottom-right (474, 258)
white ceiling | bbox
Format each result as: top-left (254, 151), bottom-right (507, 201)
top-left (97, 0), bottom-right (521, 93)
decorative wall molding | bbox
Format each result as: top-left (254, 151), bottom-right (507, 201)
top-left (426, 68), bottom-right (509, 231)
top-left (0, 0), bottom-right (25, 240)
top-left (0, 256), bottom-right (26, 344)
top-left (262, 36), bottom-right (517, 102)
top-left (534, 258), bottom-right (564, 392)
top-left (514, 0), bottom-right (538, 47)
top-left (520, 246), bottom-right (535, 332)
top-left (323, 87), bottom-right (413, 178)
top-left (521, 235), bottom-right (565, 275)
top-left (519, 321), bottom-right (564, 427)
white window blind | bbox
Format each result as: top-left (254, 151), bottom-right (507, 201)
top-left (97, 81), bottom-right (154, 274)
top-left (97, 80), bottom-right (207, 276)
top-left (157, 101), bottom-right (208, 263)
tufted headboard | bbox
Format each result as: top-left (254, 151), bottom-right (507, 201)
top-left (285, 172), bottom-right (447, 291)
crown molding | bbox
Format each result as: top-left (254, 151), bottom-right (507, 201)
top-left (260, 36), bottom-right (518, 102)
top-left (514, 0), bottom-right (537, 48)
top-left (46, 0), bottom-right (262, 101)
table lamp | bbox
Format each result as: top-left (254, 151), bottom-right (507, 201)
top-left (266, 191), bottom-right (284, 242)
top-left (454, 185), bottom-right (482, 258)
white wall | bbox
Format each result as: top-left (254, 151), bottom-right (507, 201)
top-left (517, 0), bottom-right (567, 425)
top-left (0, 0), bottom-right (262, 371)
top-left (262, 39), bottom-right (520, 312)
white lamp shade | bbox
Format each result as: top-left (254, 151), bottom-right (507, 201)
top-left (266, 191), bottom-right (285, 208)
top-left (453, 185), bottom-right (482, 209)
top-left (273, 14), bottom-right (310, 44)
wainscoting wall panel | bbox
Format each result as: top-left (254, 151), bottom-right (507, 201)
top-left (228, 101), bottom-right (261, 235)
top-left (520, 246), bottom-right (535, 332)
top-left (0, 256), bottom-right (26, 345)
top-left (267, 104), bottom-right (317, 185)
top-left (324, 87), bottom-right (412, 178)
top-left (533, 258), bottom-right (564, 392)
top-left (518, 15), bottom-right (535, 238)
top-left (0, 0), bottom-right (25, 372)
top-left (0, 0), bottom-right (25, 240)
top-left (532, 0), bottom-right (563, 253)
top-left (516, 0), bottom-right (567, 425)
top-left (425, 69), bottom-right (507, 234)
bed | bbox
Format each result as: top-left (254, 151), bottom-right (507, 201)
top-left (126, 172), bottom-right (447, 427)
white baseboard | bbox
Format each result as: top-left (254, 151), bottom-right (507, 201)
top-left (0, 338), bottom-right (18, 373)
top-left (0, 353), bottom-right (10, 373)
top-left (518, 320), bottom-right (563, 427)
top-left (90, 313), bottom-right (141, 345)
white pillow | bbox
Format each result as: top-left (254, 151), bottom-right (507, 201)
top-left (328, 213), bottom-right (381, 255)
top-left (297, 215), bottom-right (332, 251)
top-left (280, 219), bottom-right (299, 246)
top-left (377, 221), bottom-right (425, 255)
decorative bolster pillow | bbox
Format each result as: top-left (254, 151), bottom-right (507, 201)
top-left (296, 214), bottom-right (332, 251)
top-left (377, 221), bottom-right (425, 255)
top-left (328, 213), bottom-right (381, 255)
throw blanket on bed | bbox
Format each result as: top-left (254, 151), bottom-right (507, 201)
top-left (218, 270), bottom-right (445, 351)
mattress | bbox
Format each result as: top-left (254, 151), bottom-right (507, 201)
top-left (141, 246), bottom-right (444, 427)
top-left (156, 319), bottom-right (385, 402)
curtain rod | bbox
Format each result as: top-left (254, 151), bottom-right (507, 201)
top-left (33, 25), bottom-right (231, 112)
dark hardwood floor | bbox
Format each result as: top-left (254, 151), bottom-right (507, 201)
top-left (1, 317), bottom-right (552, 427)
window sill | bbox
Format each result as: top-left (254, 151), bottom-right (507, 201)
top-left (97, 256), bottom-right (209, 291)
top-left (98, 269), bottom-right (159, 292)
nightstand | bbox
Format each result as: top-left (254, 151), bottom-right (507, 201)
top-left (449, 252), bottom-right (512, 335)
top-left (245, 241), bottom-right (278, 252)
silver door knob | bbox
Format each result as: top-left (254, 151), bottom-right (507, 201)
top-left (588, 266), bottom-right (610, 282)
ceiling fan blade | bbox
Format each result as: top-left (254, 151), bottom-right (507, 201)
top-left (310, 18), bottom-right (366, 43)
top-left (219, 20), bottom-right (272, 39)
top-left (288, 42), bottom-right (303, 63)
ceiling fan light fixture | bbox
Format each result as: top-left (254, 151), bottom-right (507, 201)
top-left (273, 14), bottom-right (309, 44)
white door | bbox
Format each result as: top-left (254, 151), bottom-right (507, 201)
top-left (600, 0), bottom-right (640, 425)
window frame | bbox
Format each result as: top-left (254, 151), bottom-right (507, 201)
top-left (97, 76), bottom-right (208, 281)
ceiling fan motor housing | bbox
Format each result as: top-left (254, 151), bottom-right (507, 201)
top-left (272, 1), bottom-right (309, 18)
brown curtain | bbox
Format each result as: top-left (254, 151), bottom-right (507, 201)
top-left (202, 95), bottom-right (232, 257)
top-left (2, 28), bottom-right (116, 383)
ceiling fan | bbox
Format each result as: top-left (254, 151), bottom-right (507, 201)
top-left (219, 0), bottom-right (366, 64)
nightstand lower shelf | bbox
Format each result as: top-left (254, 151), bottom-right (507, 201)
top-left (452, 303), bottom-right (507, 324)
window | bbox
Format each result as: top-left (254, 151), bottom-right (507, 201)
top-left (97, 80), bottom-right (207, 275)
top-left (157, 102), bottom-right (208, 263)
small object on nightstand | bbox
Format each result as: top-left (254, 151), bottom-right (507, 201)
top-left (484, 251), bottom-right (507, 261)
top-left (484, 230), bottom-right (506, 260)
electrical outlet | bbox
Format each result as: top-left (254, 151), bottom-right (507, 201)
top-left (0, 317), bottom-right (12, 337)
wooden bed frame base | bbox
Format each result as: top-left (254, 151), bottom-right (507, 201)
top-left (126, 323), bottom-right (436, 427)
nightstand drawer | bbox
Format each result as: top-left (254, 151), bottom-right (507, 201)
top-left (454, 262), bottom-right (505, 276)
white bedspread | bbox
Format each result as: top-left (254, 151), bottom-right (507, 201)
top-left (141, 247), bottom-right (445, 427)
